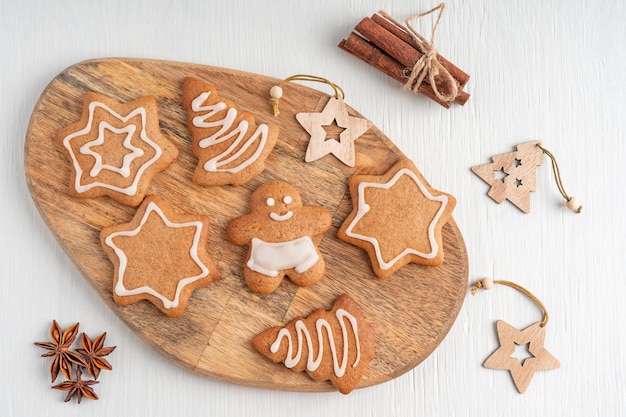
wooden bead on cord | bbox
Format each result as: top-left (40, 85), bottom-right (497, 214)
top-left (269, 86), bottom-right (283, 99)
top-left (481, 277), bottom-right (494, 290)
top-left (566, 196), bottom-right (581, 212)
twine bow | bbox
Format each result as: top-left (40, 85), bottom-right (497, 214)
top-left (380, 3), bottom-right (458, 102)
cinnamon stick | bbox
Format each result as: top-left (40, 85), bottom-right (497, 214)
top-left (339, 15), bottom-right (470, 106)
top-left (354, 17), bottom-right (464, 102)
top-left (339, 33), bottom-right (469, 107)
top-left (370, 13), bottom-right (470, 89)
top-left (338, 34), bottom-right (452, 108)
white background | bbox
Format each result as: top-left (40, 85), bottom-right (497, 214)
top-left (1, 0), bottom-right (624, 416)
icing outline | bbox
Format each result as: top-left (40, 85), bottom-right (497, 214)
top-left (63, 101), bottom-right (162, 196)
top-left (345, 167), bottom-right (449, 269)
top-left (79, 121), bottom-right (144, 178)
top-left (104, 201), bottom-right (210, 309)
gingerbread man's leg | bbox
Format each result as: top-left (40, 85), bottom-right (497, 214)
top-left (244, 267), bottom-right (285, 294)
top-left (287, 255), bottom-right (325, 288)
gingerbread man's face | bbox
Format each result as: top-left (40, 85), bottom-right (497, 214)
top-left (249, 181), bottom-right (303, 222)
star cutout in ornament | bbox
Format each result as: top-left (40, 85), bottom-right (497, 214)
top-left (100, 195), bottom-right (221, 317)
top-left (338, 159), bottom-right (456, 278)
top-left (55, 92), bottom-right (178, 207)
top-left (296, 97), bottom-right (372, 167)
top-left (484, 320), bottom-right (560, 393)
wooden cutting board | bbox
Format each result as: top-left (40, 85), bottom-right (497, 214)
top-left (24, 58), bottom-right (468, 392)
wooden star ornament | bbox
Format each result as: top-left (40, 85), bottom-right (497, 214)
top-left (296, 97), bottom-right (372, 167)
top-left (484, 320), bottom-right (560, 393)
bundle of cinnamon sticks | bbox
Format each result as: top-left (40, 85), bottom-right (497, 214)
top-left (338, 13), bottom-right (470, 108)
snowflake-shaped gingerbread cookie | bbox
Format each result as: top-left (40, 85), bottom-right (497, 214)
top-left (55, 92), bottom-right (178, 207)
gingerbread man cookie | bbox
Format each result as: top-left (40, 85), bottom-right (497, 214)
top-left (226, 181), bottom-right (332, 294)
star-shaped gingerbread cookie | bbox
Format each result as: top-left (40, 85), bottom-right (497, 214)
top-left (100, 195), bottom-right (221, 317)
top-left (484, 320), bottom-right (560, 393)
top-left (338, 159), bottom-right (456, 278)
top-left (55, 92), bottom-right (179, 207)
top-left (296, 97), bottom-right (371, 167)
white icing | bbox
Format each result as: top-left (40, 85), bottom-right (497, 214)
top-left (283, 195), bottom-right (293, 204)
top-left (247, 236), bottom-right (318, 277)
top-left (79, 122), bottom-right (144, 178)
top-left (269, 211), bottom-right (293, 222)
top-left (266, 198), bottom-right (275, 207)
top-left (269, 308), bottom-right (361, 378)
top-left (345, 167), bottom-right (449, 270)
top-left (191, 91), bottom-right (269, 173)
top-left (103, 201), bottom-right (210, 309)
top-left (62, 101), bottom-right (163, 196)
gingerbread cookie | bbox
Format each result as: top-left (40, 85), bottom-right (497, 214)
top-left (55, 92), bottom-right (178, 207)
top-left (338, 159), bottom-right (456, 278)
top-left (181, 77), bottom-right (279, 186)
top-left (226, 181), bottom-right (331, 294)
top-left (100, 195), bottom-right (221, 317)
top-left (252, 294), bottom-right (375, 394)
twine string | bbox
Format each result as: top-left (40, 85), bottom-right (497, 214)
top-left (471, 279), bottom-right (549, 327)
top-left (271, 74), bottom-right (345, 116)
top-left (537, 144), bottom-right (581, 213)
top-left (379, 4), bottom-right (458, 102)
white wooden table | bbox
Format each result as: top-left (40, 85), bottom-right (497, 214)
top-left (1, 0), bottom-right (624, 415)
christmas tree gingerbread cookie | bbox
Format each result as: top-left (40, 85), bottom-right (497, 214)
top-left (182, 77), bottom-right (279, 186)
top-left (338, 158), bottom-right (456, 278)
top-left (226, 181), bottom-right (332, 294)
top-left (252, 294), bottom-right (375, 394)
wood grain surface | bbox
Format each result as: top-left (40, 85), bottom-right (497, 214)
top-left (23, 58), bottom-right (468, 392)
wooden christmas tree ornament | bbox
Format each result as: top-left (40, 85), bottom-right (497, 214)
top-left (471, 141), bottom-right (582, 214)
top-left (270, 74), bottom-right (372, 167)
top-left (471, 278), bottom-right (560, 394)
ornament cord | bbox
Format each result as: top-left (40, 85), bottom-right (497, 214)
top-left (270, 74), bottom-right (345, 116)
top-left (537, 144), bottom-right (582, 213)
top-left (471, 279), bottom-right (549, 327)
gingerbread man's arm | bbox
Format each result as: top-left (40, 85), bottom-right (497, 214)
top-left (297, 206), bottom-right (332, 237)
top-left (226, 214), bottom-right (262, 246)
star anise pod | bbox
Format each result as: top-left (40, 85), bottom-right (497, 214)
top-left (52, 367), bottom-right (99, 404)
top-left (76, 332), bottom-right (116, 380)
top-left (34, 320), bottom-right (88, 382)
